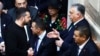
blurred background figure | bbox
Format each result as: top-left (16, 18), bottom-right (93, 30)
top-left (59, 0), bottom-right (68, 18)
top-left (27, 0), bottom-right (49, 13)
top-left (7, 0), bottom-right (38, 21)
top-left (0, 1), bottom-right (13, 56)
top-left (0, 0), bottom-right (14, 13)
top-left (42, 1), bottom-right (67, 32)
top-left (1, 0), bottom-right (14, 9)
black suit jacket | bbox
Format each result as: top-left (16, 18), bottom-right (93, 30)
top-left (0, 12), bottom-right (12, 56)
top-left (0, 12), bottom-right (12, 42)
top-left (33, 32), bottom-right (57, 56)
top-left (59, 18), bottom-right (90, 55)
top-left (62, 39), bottom-right (100, 56)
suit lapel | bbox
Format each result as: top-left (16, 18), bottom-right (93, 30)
top-left (37, 35), bottom-right (47, 54)
top-left (79, 47), bottom-right (88, 56)
top-left (79, 39), bottom-right (91, 56)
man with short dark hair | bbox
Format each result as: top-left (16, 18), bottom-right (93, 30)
top-left (7, 0), bottom-right (38, 50)
top-left (4, 8), bottom-right (33, 56)
top-left (7, 0), bottom-right (38, 21)
top-left (31, 18), bottom-right (57, 56)
top-left (62, 26), bottom-right (100, 56)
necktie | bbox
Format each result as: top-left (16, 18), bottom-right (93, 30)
top-left (68, 23), bottom-right (74, 32)
top-left (34, 37), bottom-right (39, 56)
top-left (76, 46), bottom-right (79, 56)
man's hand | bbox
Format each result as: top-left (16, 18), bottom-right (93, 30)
top-left (27, 47), bottom-right (34, 56)
top-left (55, 38), bottom-right (64, 47)
top-left (47, 29), bottom-right (60, 38)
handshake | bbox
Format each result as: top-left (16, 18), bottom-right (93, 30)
top-left (27, 47), bottom-right (34, 56)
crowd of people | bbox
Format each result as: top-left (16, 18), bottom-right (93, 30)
top-left (0, 0), bottom-right (100, 56)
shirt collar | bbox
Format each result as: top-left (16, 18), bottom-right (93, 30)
top-left (74, 17), bottom-right (84, 25)
top-left (79, 38), bottom-right (90, 50)
top-left (38, 30), bottom-right (46, 40)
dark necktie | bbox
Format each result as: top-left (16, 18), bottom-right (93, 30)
top-left (76, 46), bottom-right (79, 56)
top-left (34, 37), bottom-right (39, 56)
top-left (68, 23), bottom-right (74, 32)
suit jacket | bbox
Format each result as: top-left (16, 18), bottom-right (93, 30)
top-left (28, 0), bottom-right (49, 11)
top-left (7, 6), bottom-right (38, 21)
top-left (0, 12), bottom-right (12, 56)
top-left (59, 18), bottom-right (90, 55)
top-left (0, 12), bottom-right (12, 42)
top-left (62, 39), bottom-right (100, 56)
top-left (33, 33), bottom-right (57, 56)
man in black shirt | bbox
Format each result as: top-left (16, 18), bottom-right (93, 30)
top-left (4, 8), bottom-right (33, 56)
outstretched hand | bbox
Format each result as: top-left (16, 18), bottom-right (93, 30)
top-left (47, 29), bottom-right (60, 38)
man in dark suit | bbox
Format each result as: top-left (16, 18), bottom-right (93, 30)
top-left (47, 3), bottom-right (91, 55)
top-left (62, 26), bottom-right (100, 56)
top-left (31, 18), bottom-right (57, 56)
top-left (7, 0), bottom-right (38, 21)
top-left (4, 8), bottom-right (33, 56)
top-left (0, 1), bottom-right (12, 56)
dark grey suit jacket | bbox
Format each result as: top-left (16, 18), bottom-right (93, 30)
top-left (7, 6), bottom-right (38, 21)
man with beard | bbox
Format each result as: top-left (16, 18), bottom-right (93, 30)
top-left (7, 0), bottom-right (38, 21)
top-left (4, 8), bottom-right (33, 56)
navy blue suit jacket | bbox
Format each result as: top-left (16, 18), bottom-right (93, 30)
top-left (59, 18), bottom-right (90, 55)
top-left (0, 12), bottom-right (12, 42)
top-left (62, 39), bottom-right (100, 56)
top-left (33, 32), bottom-right (57, 56)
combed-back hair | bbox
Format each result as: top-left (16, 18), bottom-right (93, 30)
top-left (32, 17), bottom-right (46, 31)
top-left (72, 3), bottom-right (85, 16)
top-left (16, 8), bottom-right (29, 20)
top-left (75, 26), bottom-right (91, 39)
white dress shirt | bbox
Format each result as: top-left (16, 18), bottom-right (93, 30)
top-left (0, 17), bottom-right (2, 37)
top-left (24, 25), bottom-right (29, 42)
top-left (37, 30), bottom-right (46, 52)
top-left (74, 17), bottom-right (84, 25)
top-left (77, 38), bottom-right (90, 55)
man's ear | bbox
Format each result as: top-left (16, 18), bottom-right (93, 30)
top-left (77, 13), bottom-right (81, 18)
top-left (21, 16), bottom-right (25, 21)
top-left (36, 27), bottom-right (40, 32)
top-left (82, 35), bottom-right (87, 41)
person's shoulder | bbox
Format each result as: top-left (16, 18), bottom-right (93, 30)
top-left (28, 6), bottom-right (38, 11)
top-left (76, 18), bottom-right (89, 26)
top-left (7, 8), bottom-right (15, 13)
top-left (1, 12), bottom-right (12, 19)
